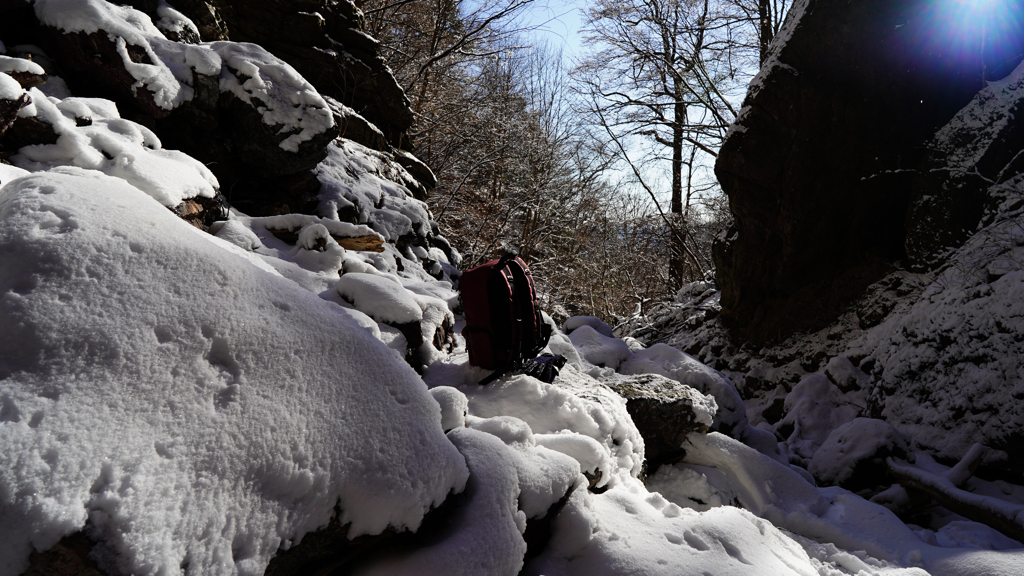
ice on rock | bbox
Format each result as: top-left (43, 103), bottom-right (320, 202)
top-left (0, 168), bottom-right (468, 576)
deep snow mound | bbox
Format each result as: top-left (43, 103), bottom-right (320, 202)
top-left (0, 168), bottom-right (468, 576)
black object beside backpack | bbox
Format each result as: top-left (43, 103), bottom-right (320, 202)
top-left (460, 251), bottom-right (553, 383)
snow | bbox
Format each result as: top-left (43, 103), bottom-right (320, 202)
top-left (850, 212), bottom-right (1024, 463)
top-left (9, 89), bottom-right (218, 206)
top-left (337, 273), bottom-right (424, 325)
top-left (0, 71), bottom-right (25, 100)
top-left (316, 141), bottom-right (432, 241)
top-left (930, 59), bottom-right (1024, 171)
top-left (777, 374), bottom-right (865, 464)
top-left (430, 386), bottom-right (468, 431)
top-left (355, 428), bottom-right (528, 576)
top-left (210, 219), bottom-right (262, 251)
top-left (207, 41), bottom-right (334, 152)
top-left (809, 418), bottom-right (909, 488)
top-left (5, 147), bottom-right (1024, 576)
top-left (4, 3), bottom-right (1024, 573)
top-left (0, 55), bottom-right (45, 76)
top-left (424, 361), bottom-right (644, 488)
top-left (568, 325), bottom-right (631, 369)
top-left (565, 315), bottom-right (614, 337)
top-left (34, 0), bottom-right (196, 110)
top-left (0, 167), bottom-right (469, 576)
top-left (31, 0), bottom-right (334, 151)
top-left (0, 164), bottom-right (30, 186)
top-left (155, 0), bottom-right (199, 40)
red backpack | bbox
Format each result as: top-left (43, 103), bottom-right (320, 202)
top-left (460, 252), bottom-right (551, 381)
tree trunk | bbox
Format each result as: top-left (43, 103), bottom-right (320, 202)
top-left (759, 0), bottom-right (773, 66)
top-left (669, 81), bottom-right (686, 286)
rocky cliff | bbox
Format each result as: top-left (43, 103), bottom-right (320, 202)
top-left (714, 0), bottom-right (1024, 344)
top-left (0, 0), bottom-right (431, 218)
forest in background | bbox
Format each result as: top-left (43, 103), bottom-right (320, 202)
top-left (357, 0), bottom-right (790, 322)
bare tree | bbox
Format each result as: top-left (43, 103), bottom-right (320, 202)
top-left (574, 0), bottom-right (787, 287)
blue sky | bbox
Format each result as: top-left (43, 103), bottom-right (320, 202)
top-left (520, 0), bottom-right (586, 57)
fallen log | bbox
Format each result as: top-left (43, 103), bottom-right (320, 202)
top-left (887, 446), bottom-right (1024, 544)
top-left (266, 228), bottom-right (384, 252)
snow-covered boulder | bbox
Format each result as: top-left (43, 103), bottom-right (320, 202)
top-left (809, 418), bottom-right (910, 492)
top-left (775, 373), bottom-right (863, 465)
top-left (337, 273), bottom-right (423, 325)
top-left (9, 90), bottom-right (219, 208)
top-left (0, 168), bottom-right (468, 576)
top-left (568, 325), bottom-right (631, 369)
top-left (603, 373), bottom-right (717, 471)
top-left (23, 0), bottom-right (337, 216)
top-left (620, 344), bottom-right (747, 437)
top-left (565, 315), bottom-right (614, 338)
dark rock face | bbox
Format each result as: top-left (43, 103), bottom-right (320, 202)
top-left (0, 92), bottom-right (31, 144)
top-left (263, 503), bottom-right (395, 576)
top-left (604, 373), bottom-right (713, 471)
top-left (1, 0), bottom-right (427, 216)
top-left (158, 0), bottom-right (414, 148)
top-left (38, 29), bottom-right (172, 119)
top-left (22, 532), bottom-right (106, 576)
top-left (714, 0), bottom-right (1024, 344)
top-left (905, 63), bottom-right (1024, 270)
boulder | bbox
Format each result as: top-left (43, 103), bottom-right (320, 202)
top-left (172, 193), bottom-right (229, 231)
top-left (37, 28), bottom-right (172, 119)
top-left (0, 89), bottom-right (30, 142)
top-left (604, 373), bottom-right (717, 471)
top-left (714, 0), bottom-right (1024, 344)
top-left (121, 0), bottom-right (230, 41)
top-left (16, 9), bottom-right (338, 216)
top-left (808, 418), bottom-right (910, 493)
top-left (161, 0), bottom-right (415, 147)
top-left (393, 149), bottom-right (437, 196)
top-left (326, 95), bottom-right (389, 152)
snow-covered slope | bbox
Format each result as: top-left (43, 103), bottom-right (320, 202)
top-left (0, 167), bottom-right (468, 576)
top-left (3, 2), bottom-right (1024, 575)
